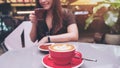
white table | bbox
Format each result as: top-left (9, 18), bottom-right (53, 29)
top-left (0, 42), bottom-right (120, 68)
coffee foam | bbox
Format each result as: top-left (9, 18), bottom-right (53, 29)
top-left (49, 44), bottom-right (75, 52)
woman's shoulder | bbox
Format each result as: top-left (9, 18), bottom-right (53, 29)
top-left (62, 8), bottom-right (76, 24)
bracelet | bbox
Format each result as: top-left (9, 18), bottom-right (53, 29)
top-left (48, 36), bottom-right (51, 43)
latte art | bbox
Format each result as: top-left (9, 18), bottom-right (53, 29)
top-left (49, 44), bottom-right (75, 52)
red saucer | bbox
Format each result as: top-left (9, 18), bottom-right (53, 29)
top-left (42, 52), bottom-right (84, 68)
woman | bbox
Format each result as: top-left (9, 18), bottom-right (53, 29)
top-left (29, 0), bottom-right (79, 44)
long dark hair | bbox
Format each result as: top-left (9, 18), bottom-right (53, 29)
top-left (35, 0), bottom-right (63, 34)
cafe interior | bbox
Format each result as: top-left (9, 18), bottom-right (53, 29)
top-left (0, 0), bottom-right (120, 68)
top-left (0, 0), bottom-right (120, 52)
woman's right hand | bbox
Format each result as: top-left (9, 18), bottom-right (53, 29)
top-left (29, 11), bottom-right (38, 24)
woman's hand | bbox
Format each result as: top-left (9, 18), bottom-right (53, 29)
top-left (38, 36), bottom-right (48, 45)
top-left (29, 11), bottom-right (38, 24)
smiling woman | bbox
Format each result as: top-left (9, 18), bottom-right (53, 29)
top-left (29, 0), bottom-right (79, 45)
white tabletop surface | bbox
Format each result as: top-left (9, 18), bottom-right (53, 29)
top-left (0, 42), bottom-right (120, 68)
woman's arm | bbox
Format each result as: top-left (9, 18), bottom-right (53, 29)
top-left (38, 23), bottom-right (79, 44)
top-left (29, 12), bottom-right (38, 42)
top-left (50, 23), bottom-right (79, 42)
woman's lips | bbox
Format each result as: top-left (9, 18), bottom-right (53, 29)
top-left (41, 2), bottom-right (49, 8)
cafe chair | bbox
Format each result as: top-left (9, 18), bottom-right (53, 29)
top-left (1, 21), bottom-right (35, 52)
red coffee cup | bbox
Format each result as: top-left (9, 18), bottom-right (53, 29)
top-left (34, 8), bottom-right (45, 21)
top-left (49, 44), bottom-right (80, 65)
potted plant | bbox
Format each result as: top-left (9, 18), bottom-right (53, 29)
top-left (85, 0), bottom-right (120, 45)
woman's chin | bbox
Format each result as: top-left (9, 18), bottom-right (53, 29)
top-left (43, 7), bottom-right (51, 10)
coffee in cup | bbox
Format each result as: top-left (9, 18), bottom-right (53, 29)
top-left (49, 43), bottom-right (76, 65)
top-left (34, 8), bottom-right (45, 21)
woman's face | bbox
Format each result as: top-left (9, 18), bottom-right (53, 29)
top-left (39, 0), bottom-right (53, 10)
